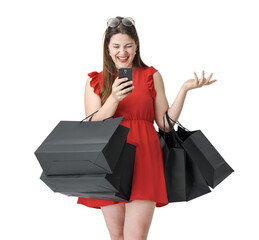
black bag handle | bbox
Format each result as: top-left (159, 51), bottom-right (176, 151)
top-left (80, 110), bottom-right (114, 123)
top-left (164, 111), bottom-right (183, 146)
top-left (165, 111), bottom-right (190, 132)
top-left (162, 114), bottom-right (179, 147)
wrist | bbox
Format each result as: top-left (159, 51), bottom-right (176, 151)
top-left (109, 94), bottom-right (119, 105)
top-left (181, 83), bottom-right (189, 93)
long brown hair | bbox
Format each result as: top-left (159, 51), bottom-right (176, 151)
top-left (100, 16), bottom-right (149, 106)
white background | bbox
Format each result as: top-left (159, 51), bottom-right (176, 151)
top-left (1, 0), bottom-right (258, 239)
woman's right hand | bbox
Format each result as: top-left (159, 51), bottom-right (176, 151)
top-left (111, 77), bottom-right (134, 103)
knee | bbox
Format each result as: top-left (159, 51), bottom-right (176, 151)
top-left (110, 232), bottom-right (124, 240)
top-left (124, 231), bottom-right (147, 240)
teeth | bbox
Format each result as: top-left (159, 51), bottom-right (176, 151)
top-left (118, 57), bottom-right (128, 60)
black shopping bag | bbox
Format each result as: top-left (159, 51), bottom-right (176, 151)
top-left (158, 115), bottom-right (211, 202)
top-left (40, 142), bottom-right (136, 202)
top-left (35, 112), bottom-right (129, 175)
top-left (166, 111), bottom-right (234, 189)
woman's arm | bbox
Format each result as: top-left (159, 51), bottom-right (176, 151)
top-left (84, 77), bottom-right (119, 121)
top-left (153, 71), bottom-right (187, 132)
top-left (153, 70), bottom-right (216, 132)
top-left (166, 85), bottom-right (188, 128)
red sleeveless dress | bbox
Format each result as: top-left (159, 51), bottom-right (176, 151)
top-left (77, 66), bottom-right (169, 209)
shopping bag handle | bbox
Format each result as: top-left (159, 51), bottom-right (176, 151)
top-left (165, 111), bottom-right (190, 132)
top-left (164, 112), bottom-right (183, 146)
top-left (80, 110), bottom-right (98, 123)
top-left (80, 110), bottom-right (114, 123)
top-left (162, 114), bottom-right (180, 147)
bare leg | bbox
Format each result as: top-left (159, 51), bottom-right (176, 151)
top-left (123, 200), bottom-right (156, 240)
top-left (101, 203), bottom-right (126, 240)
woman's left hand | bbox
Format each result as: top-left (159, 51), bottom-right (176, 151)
top-left (183, 70), bottom-right (217, 91)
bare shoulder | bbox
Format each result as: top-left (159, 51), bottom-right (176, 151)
top-left (153, 71), bottom-right (166, 93)
top-left (84, 76), bottom-right (101, 120)
top-left (152, 70), bottom-right (169, 130)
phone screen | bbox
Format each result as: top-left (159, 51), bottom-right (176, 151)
top-left (119, 68), bottom-right (133, 93)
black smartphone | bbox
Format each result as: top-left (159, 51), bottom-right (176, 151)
top-left (119, 68), bottom-right (133, 93)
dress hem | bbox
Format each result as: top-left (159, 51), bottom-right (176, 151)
top-left (77, 197), bottom-right (169, 209)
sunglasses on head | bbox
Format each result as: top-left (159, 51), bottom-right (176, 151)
top-left (107, 17), bottom-right (135, 28)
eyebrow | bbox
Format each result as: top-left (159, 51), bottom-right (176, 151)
top-left (112, 43), bottom-right (134, 46)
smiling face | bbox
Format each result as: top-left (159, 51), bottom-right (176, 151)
top-left (108, 33), bottom-right (138, 70)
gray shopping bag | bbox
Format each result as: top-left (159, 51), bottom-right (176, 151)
top-left (40, 143), bottom-right (136, 202)
top-left (35, 116), bottom-right (130, 175)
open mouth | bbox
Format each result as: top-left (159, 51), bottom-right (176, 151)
top-left (117, 56), bottom-right (129, 62)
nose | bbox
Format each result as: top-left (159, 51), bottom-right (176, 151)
top-left (118, 47), bottom-right (127, 54)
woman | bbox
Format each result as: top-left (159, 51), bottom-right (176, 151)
top-left (77, 16), bottom-right (217, 240)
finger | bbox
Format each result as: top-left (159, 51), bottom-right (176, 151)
top-left (201, 70), bottom-right (208, 86)
top-left (201, 70), bottom-right (204, 81)
top-left (197, 70), bottom-right (204, 87)
top-left (193, 72), bottom-right (199, 84)
top-left (120, 77), bottom-right (128, 82)
top-left (198, 71), bottom-right (203, 87)
top-left (198, 80), bottom-right (203, 87)
top-left (206, 79), bottom-right (217, 85)
top-left (115, 78), bottom-right (129, 88)
top-left (118, 89), bottom-right (125, 96)
top-left (206, 73), bottom-right (213, 83)
top-left (114, 77), bottom-right (122, 85)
